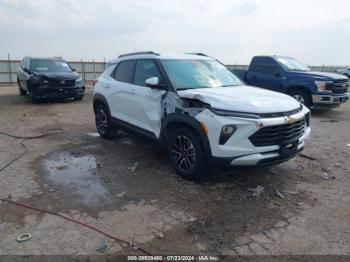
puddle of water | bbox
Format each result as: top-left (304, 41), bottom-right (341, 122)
top-left (42, 151), bottom-right (110, 205)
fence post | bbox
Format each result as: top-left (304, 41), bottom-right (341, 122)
top-left (8, 54), bottom-right (12, 85)
top-left (93, 59), bottom-right (95, 80)
top-left (81, 59), bottom-right (86, 82)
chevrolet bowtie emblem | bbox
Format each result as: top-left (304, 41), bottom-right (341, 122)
top-left (287, 116), bottom-right (298, 124)
top-left (60, 80), bottom-right (65, 85)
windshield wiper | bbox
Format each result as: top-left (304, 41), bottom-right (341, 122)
top-left (290, 69), bottom-right (309, 72)
top-left (217, 84), bottom-right (239, 87)
top-left (176, 86), bottom-right (212, 90)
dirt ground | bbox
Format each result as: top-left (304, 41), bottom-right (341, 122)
top-left (0, 84), bottom-right (350, 258)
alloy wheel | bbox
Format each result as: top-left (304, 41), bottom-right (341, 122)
top-left (293, 94), bottom-right (305, 105)
top-left (171, 135), bottom-right (196, 173)
top-left (96, 109), bottom-right (108, 135)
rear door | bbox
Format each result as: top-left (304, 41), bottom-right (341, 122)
top-left (104, 60), bottom-right (137, 124)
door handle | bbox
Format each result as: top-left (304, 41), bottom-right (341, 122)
top-left (105, 84), bottom-right (112, 88)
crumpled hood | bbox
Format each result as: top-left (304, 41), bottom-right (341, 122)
top-left (288, 71), bottom-right (348, 81)
top-left (178, 86), bottom-right (301, 113)
top-left (34, 71), bottom-right (80, 79)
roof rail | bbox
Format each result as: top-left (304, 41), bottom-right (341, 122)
top-left (185, 52), bottom-right (209, 57)
top-left (118, 51), bottom-right (160, 58)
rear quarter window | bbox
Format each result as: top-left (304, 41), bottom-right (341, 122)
top-left (113, 60), bottom-right (135, 83)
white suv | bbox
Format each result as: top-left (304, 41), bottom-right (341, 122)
top-left (93, 52), bottom-right (311, 180)
top-left (336, 67), bottom-right (350, 78)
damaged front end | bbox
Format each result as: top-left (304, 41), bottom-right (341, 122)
top-left (28, 74), bottom-right (85, 100)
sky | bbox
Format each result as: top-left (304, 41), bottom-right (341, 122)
top-left (0, 0), bottom-right (349, 65)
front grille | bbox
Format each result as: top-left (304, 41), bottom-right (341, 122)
top-left (48, 79), bottom-right (76, 88)
top-left (327, 79), bottom-right (349, 94)
top-left (249, 119), bottom-right (305, 147)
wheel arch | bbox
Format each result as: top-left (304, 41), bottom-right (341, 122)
top-left (160, 113), bottom-right (212, 158)
top-left (93, 94), bottom-right (112, 118)
top-left (286, 85), bottom-right (310, 94)
top-left (285, 85), bottom-right (313, 105)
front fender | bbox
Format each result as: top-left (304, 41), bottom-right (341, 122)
top-left (160, 113), bottom-right (212, 157)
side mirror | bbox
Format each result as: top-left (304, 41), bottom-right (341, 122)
top-left (71, 68), bottom-right (77, 72)
top-left (145, 77), bottom-right (160, 88)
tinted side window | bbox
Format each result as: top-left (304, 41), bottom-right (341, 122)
top-left (134, 60), bottom-right (162, 87)
top-left (255, 59), bottom-right (279, 75)
top-left (114, 60), bottom-right (135, 83)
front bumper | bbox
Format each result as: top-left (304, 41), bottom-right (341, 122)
top-left (312, 92), bottom-right (349, 108)
top-left (31, 86), bottom-right (85, 99)
top-left (195, 105), bottom-right (311, 168)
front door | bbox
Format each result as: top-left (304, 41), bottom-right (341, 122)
top-left (127, 59), bottom-right (166, 137)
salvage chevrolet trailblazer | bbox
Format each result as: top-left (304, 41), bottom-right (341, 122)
top-left (93, 52), bottom-right (311, 179)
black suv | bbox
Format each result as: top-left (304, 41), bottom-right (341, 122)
top-left (17, 57), bottom-right (85, 102)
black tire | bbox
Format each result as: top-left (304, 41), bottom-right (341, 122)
top-left (288, 89), bottom-right (311, 108)
top-left (28, 89), bottom-right (40, 103)
top-left (17, 80), bottom-right (26, 96)
top-left (167, 127), bottom-right (209, 181)
top-left (94, 103), bottom-right (115, 140)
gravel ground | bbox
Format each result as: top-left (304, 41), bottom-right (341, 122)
top-left (0, 84), bottom-right (350, 258)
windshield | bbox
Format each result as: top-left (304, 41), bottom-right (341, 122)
top-left (161, 59), bottom-right (244, 90)
top-left (30, 59), bottom-right (73, 73)
top-left (276, 57), bottom-right (310, 72)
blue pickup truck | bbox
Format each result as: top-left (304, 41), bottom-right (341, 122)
top-left (232, 56), bottom-right (349, 109)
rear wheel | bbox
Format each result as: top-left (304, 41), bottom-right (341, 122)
top-left (94, 104), bottom-right (115, 139)
top-left (168, 127), bottom-right (209, 181)
top-left (288, 89), bottom-right (311, 108)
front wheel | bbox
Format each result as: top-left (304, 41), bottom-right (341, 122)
top-left (288, 89), bottom-right (311, 108)
top-left (167, 127), bottom-right (209, 181)
top-left (94, 104), bottom-right (115, 140)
